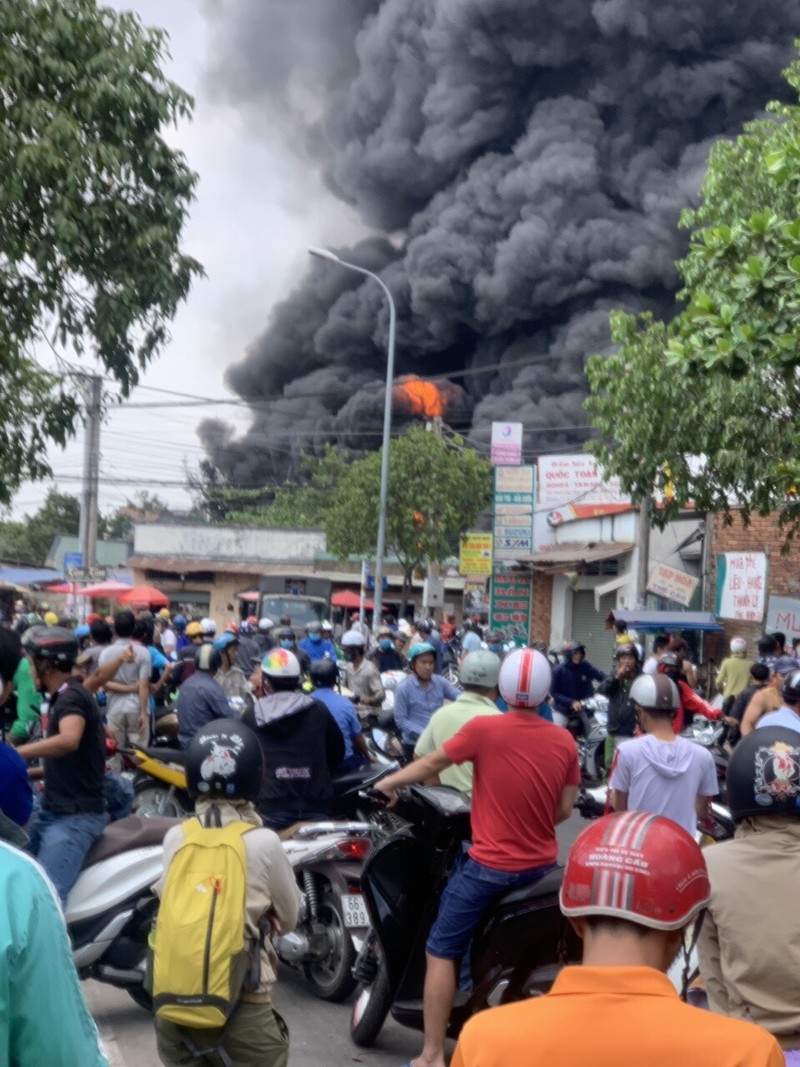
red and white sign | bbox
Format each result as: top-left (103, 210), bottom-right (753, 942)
top-left (647, 562), bottom-right (699, 608)
top-left (491, 422), bottom-right (523, 466)
top-left (715, 552), bottom-right (767, 622)
top-left (537, 455), bottom-right (631, 508)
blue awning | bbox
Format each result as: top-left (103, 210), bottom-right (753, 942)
top-left (0, 566), bottom-right (64, 587)
top-left (606, 609), bottom-right (724, 633)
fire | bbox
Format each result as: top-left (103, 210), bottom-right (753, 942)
top-left (392, 375), bottom-right (448, 418)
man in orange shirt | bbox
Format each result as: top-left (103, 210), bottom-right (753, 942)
top-left (451, 812), bottom-right (783, 1067)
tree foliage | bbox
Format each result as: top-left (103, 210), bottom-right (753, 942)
top-left (0, 489), bottom-right (79, 564)
top-left (0, 0), bottom-right (202, 504)
top-left (586, 54), bottom-right (800, 533)
top-left (325, 427), bottom-right (492, 595)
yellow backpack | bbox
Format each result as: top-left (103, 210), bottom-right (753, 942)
top-left (152, 817), bottom-right (254, 1029)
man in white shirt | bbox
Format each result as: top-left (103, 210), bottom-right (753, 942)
top-left (642, 634), bottom-right (671, 676)
top-left (99, 610), bottom-right (152, 752)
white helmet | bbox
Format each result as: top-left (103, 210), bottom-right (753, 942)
top-left (342, 629), bottom-right (367, 648)
top-left (498, 648), bottom-right (551, 709)
top-left (258, 617), bottom-right (274, 632)
top-left (200, 617), bottom-right (216, 636)
top-left (261, 648), bottom-right (301, 679)
top-left (460, 650), bottom-right (501, 688)
top-left (730, 637), bottom-right (747, 654)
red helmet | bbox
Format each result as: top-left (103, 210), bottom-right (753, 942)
top-left (498, 648), bottom-right (551, 708)
top-left (560, 812), bottom-right (709, 931)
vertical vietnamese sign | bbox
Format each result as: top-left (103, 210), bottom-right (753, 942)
top-left (715, 552), bottom-right (767, 622)
top-left (489, 573), bottom-right (533, 639)
top-left (490, 422), bottom-right (523, 466)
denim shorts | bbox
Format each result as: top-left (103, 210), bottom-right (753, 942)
top-left (426, 853), bottom-right (557, 961)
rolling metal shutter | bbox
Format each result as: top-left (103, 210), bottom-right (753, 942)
top-left (571, 590), bottom-right (616, 672)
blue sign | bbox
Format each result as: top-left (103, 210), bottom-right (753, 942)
top-left (366, 576), bottom-right (389, 591)
top-left (64, 551), bottom-right (83, 569)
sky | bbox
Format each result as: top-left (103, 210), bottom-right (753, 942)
top-left (9, 0), bottom-right (363, 521)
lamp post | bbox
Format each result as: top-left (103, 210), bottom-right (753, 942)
top-left (308, 247), bottom-right (397, 634)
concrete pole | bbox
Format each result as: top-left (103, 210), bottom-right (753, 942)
top-left (80, 374), bottom-right (102, 570)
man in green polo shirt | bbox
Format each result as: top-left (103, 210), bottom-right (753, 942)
top-left (7, 653), bottom-right (42, 744)
top-left (414, 650), bottom-right (501, 795)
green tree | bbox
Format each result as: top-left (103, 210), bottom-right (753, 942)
top-left (100, 491), bottom-right (170, 540)
top-left (325, 427), bottom-right (492, 607)
top-left (0, 0), bottom-right (202, 505)
top-left (585, 54), bottom-right (800, 534)
top-left (0, 489), bottom-right (80, 564)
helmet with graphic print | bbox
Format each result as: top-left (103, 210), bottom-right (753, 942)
top-left (727, 727), bottom-right (800, 823)
top-left (186, 719), bottom-right (263, 802)
top-left (498, 648), bottom-right (551, 708)
top-left (261, 647), bottom-right (301, 680)
top-left (560, 811), bottom-right (710, 930)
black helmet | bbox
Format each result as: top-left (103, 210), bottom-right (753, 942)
top-left (415, 617), bottom-right (432, 634)
top-left (782, 669), bottom-right (800, 703)
top-left (186, 719), bottom-right (263, 802)
top-left (728, 727), bottom-right (800, 823)
top-left (25, 626), bottom-right (79, 669)
top-left (279, 627), bottom-right (296, 642)
top-left (564, 641), bottom-right (585, 656)
top-left (614, 642), bottom-right (640, 660)
top-left (309, 658), bottom-right (338, 689)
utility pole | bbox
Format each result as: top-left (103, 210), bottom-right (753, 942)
top-left (636, 492), bottom-right (652, 609)
top-left (78, 374), bottom-right (102, 570)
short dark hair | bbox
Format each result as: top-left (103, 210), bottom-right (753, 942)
top-left (0, 630), bottom-right (22, 685)
top-left (90, 619), bottom-right (112, 645)
top-left (758, 634), bottom-right (779, 657)
top-left (750, 662), bottom-right (770, 683)
top-left (653, 635), bottom-right (671, 653)
top-left (132, 618), bottom-right (154, 644)
top-left (670, 637), bottom-right (690, 657)
top-left (267, 675), bottom-right (301, 693)
top-left (771, 631), bottom-right (786, 649)
top-left (114, 610), bottom-right (136, 639)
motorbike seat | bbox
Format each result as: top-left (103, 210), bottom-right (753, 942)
top-left (83, 814), bottom-right (182, 868)
top-left (494, 866), bottom-right (564, 907)
top-left (142, 746), bottom-right (186, 764)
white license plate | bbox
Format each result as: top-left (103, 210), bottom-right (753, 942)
top-left (341, 893), bottom-right (369, 929)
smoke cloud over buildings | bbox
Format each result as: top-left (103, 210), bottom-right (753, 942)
top-left (199, 0), bottom-right (800, 484)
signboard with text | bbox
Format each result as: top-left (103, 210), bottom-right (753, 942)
top-left (459, 533), bottom-right (493, 576)
top-left (766, 596), bottom-right (800, 643)
top-left (715, 552), bottom-right (767, 622)
top-left (537, 455), bottom-right (630, 508)
top-left (493, 466), bottom-right (535, 560)
top-left (490, 572), bottom-right (532, 639)
top-left (647, 562), bottom-right (699, 608)
top-left (490, 422), bottom-right (523, 466)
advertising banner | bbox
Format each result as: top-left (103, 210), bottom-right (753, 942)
top-left (493, 466), bottom-right (535, 560)
top-left (715, 552), bottom-right (767, 622)
top-left (647, 562), bottom-right (699, 608)
top-left (537, 455), bottom-right (630, 508)
top-left (766, 596), bottom-right (800, 643)
top-left (459, 533), bottom-right (493, 576)
top-left (490, 422), bottom-right (523, 466)
top-left (489, 572), bottom-right (532, 638)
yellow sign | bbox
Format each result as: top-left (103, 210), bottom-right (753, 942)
top-left (459, 533), bottom-right (493, 576)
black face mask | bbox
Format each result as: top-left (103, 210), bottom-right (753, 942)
top-left (344, 649), bottom-right (359, 662)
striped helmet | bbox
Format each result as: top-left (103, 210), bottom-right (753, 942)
top-left (498, 647), bottom-right (551, 709)
top-left (560, 812), bottom-right (710, 930)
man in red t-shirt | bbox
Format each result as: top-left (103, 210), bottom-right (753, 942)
top-left (375, 648), bottom-right (579, 1067)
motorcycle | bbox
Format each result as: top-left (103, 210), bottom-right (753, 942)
top-left (349, 784), bottom-right (581, 1048)
top-left (66, 813), bottom-right (180, 1009)
top-left (560, 694), bottom-right (609, 784)
top-left (682, 714), bottom-right (730, 799)
top-left (272, 760), bottom-right (402, 1002)
top-left (125, 744), bottom-right (193, 818)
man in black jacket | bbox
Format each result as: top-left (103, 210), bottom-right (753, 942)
top-left (242, 648), bottom-right (344, 830)
top-left (597, 642), bottom-right (641, 772)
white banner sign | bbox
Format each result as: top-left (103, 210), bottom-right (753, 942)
top-left (491, 422), bottom-right (523, 466)
top-left (715, 552), bottom-right (767, 622)
top-left (647, 562), bottom-right (699, 608)
top-left (766, 596), bottom-right (800, 642)
top-left (537, 454), bottom-right (630, 508)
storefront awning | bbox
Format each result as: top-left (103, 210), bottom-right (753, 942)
top-left (606, 609), bottom-right (723, 632)
top-left (518, 542), bottom-right (635, 573)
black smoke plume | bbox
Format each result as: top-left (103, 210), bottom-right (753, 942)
top-left (199, 0), bottom-right (800, 484)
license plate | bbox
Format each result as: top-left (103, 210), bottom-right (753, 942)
top-left (341, 893), bottom-right (369, 928)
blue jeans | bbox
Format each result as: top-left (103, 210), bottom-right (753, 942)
top-left (426, 854), bottom-right (557, 960)
top-left (27, 809), bottom-right (108, 907)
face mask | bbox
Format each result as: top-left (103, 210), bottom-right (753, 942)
top-left (379, 639), bottom-right (393, 651)
top-left (344, 649), bottom-right (358, 662)
top-left (280, 640), bottom-right (294, 650)
top-left (309, 633), bottom-right (321, 643)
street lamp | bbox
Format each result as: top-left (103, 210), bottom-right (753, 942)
top-left (308, 246), bottom-right (397, 635)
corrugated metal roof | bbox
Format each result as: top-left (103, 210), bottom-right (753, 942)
top-left (0, 566), bottom-right (64, 586)
top-left (518, 542), bottom-right (635, 572)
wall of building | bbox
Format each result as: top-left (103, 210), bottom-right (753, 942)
top-left (133, 524), bottom-right (325, 563)
top-left (531, 572), bottom-right (553, 644)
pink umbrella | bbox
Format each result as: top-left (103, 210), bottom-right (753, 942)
top-left (78, 580), bottom-right (133, 597)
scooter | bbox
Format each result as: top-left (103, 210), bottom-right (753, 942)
top-left (349, 785), bottom-right (582, 1048)
top-left (66, 814), bottom-right (180, 1009)
top-left (125, 744), bottom-right (193, 818)
top-left (272, 761), bottom-right (400, 1002)
top-left (561, 694), bottom-right (609, 784)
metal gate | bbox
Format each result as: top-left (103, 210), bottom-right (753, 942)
top-left (571, 590), bottom-right (616, 672)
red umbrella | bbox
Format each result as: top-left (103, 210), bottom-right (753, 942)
top-left (78, 580), bottom-right (133, 597)
top-left (117, 583), bottom-right (169, 608)
top-left (43, 582), bottom-right (74, 594)
top-left (330, 589), bottom-right (386, 611)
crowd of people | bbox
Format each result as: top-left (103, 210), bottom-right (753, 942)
top-left (2, 599), bottom-right (800, 1066)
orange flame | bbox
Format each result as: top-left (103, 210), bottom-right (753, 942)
top-left (392, 375), bottom-right (447, 418)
